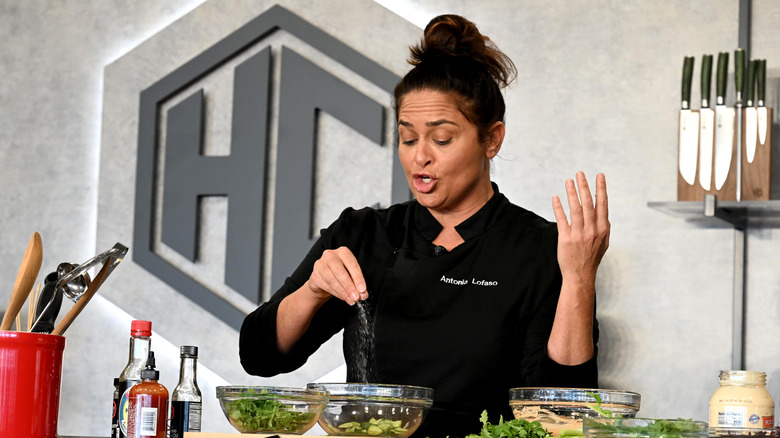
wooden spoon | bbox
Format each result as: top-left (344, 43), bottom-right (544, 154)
top-left (1, 232), bottom-right (43, 330)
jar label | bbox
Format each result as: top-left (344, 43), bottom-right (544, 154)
top-left (715, 407), bottom-right (774, 429)
top-left (718, 406), bottom-right (748, 427)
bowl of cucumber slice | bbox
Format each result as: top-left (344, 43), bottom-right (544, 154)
top-left (306, 383), bottom-right (434, 437)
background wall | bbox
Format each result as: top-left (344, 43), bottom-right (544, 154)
top-left (1, 0), bottom-right (779, 436)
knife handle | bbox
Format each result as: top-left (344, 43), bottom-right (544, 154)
top-left (734, 49), bottom-right (745, 104)
top-left (757, 59), bottom-right (766, 106)
top-left (682, 56), bottom-right (694, 109)
top-left (746, 59), bottom-right (757, 106)
top-left (701, 54), bottom-right (713, 108)
top-left (716, 52), bottom-right (729, 104)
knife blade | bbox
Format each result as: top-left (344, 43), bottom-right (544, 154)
top-left (714, 52), bottom-right (735, 191)
top-left (745, 59), bottom-right (758, 163)
top-left (699, 54), bottom-right (714, 190)
top-left (734, 49), bottom-right (745, 201)
top-left (678, 56), bottom-right (698, 186)
top-left (757, 59), bottom-right (768, 145)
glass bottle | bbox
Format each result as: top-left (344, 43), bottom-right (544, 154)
top-left (111, 377), bottom-right (120, 438)
top-left (117, 320), bottom-right (152, 438)
top-left (170, 345), bottom-right (202, 437)
top-left (127, 351), bottom-right (168, 438)
top-left (709, 370), bottom-right (775, 432)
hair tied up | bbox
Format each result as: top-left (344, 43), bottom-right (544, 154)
top-left (408, 14), bottom-right (516, 88)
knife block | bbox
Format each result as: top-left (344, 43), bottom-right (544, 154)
top-left (742, 107), bottom-right (773, 200)
top-left (678, 109), bottom-right (705, 201)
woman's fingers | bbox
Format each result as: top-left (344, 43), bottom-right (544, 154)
top-left (576, 171), bottom-right (596, 223)
top-left (553, 172), bottom-right (610, 281)
top-left (310, 247), bottom-right (366, 305)
top-left (565, 178), bottom-right (584, 229)
top-left (552, 194), bottom-right (570, 235)
top-left (595, 172), bottom-right (609, 232)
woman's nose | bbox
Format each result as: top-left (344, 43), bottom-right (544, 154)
top-left (414, 141), bottom-right (433, 166)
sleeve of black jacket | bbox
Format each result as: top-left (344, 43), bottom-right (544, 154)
top-left (519, 222), bottom-right (599, 388)
top-left (239, 212), bottom-right (355, 377)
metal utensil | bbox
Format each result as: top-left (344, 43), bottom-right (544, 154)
top-left (51, 243), bottom-right (128, 336)
top-left (30, 243), bottom-right (128, 334)
top-left (56, 262), bottom-right (91, 301)
top-left (1, 232), bottom-right (43, 331)
top-left (30, 264), bottom-right (91, 333)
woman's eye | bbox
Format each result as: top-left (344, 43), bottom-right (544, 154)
top-left (434, 138), bottom-right (452, 146)
top-left (401, 138), bottom-right (417, 146)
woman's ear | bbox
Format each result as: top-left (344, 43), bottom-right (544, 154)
top-left (485, 121), bottom-right (505, 159)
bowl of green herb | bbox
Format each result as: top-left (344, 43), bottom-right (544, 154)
top-left (216, 386), bottom-right (329, 434)
top-left (582, 417), bottom-right (709, 438)
top-left (509, 388), bottom-right (641, 436)
top-left (306, 383), bottom-right (434, 437)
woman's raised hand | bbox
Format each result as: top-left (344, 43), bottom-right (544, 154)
top-left (551, 172), bottom-right (610, 286)
top-left (305, 246), bottom-right (368, 305)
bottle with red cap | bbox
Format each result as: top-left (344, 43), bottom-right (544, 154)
top-left (116, 320), bottom-right (152, 438)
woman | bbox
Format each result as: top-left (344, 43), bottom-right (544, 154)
top-left (239, 14), bottom-right (609, 437)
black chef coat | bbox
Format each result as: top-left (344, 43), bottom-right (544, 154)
top-left (240, 183), bottom-right (598, 437)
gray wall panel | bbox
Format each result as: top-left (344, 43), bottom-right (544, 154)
top-left (2, 0), bottom-right (779, 435)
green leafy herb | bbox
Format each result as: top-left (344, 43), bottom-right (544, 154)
top-left (465, 410), bottom-right (553, 438)
top-left (586, 391), bottom-right (616, 418)
top-left (584, 418), bottom-right (706, 437)
top-left (338, 417), bottom-right (409, 436)
top-left (226, 390), bottom-right (316, 432)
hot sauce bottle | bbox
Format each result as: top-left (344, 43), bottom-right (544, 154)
top-left (118, 320), bottom-right (152, 438)
top-left (127, 351), bottom-right (169, 438)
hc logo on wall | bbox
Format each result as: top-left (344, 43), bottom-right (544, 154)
top-left (133, 5), bottom-right (407, 330)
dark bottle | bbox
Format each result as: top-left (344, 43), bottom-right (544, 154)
top-left (111, 377), bottom-right (120, 438)
top-left (127, 351), bottom-right (169, 438)
top-left (117, 320), bottom-right (152, 438)
top-left (170, 346), bottom-right (202, 437)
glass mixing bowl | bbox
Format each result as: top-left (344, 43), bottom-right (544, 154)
top-left (216, 386), bottom-right (328, 434)
top-left (583, 417), bottom-right (709, 438)
top-left (509, 388), bottom-right (641, 436)
top-left (306, 383), bottom-right (434, 437)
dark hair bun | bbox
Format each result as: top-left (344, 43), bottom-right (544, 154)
top-left (409, 15), bottom-right (516, 87)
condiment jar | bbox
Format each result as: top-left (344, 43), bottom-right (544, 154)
top-left (709, 370), bottom-right (775, 432)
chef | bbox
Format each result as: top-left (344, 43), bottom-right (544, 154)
top-left (240, 14), bottom-right (607, 438)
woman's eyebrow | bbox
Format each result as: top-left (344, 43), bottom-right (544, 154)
top-left (427, 119), bottom-right (456, 127)
top-left (398, 119), bottom-right (457, 127)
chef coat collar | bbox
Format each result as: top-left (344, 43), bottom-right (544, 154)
top-left (414, 182), bottom-right (508, 242)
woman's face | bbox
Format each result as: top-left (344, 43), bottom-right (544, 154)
top-left (397, 89), bottom-right (503, 216)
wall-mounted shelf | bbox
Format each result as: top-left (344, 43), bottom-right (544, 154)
top-left (648, 197), bottom-right (780, 229)
top-left (648, 195), bottom-right (780, 371)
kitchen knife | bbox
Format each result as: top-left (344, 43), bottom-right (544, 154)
top-left (699, 54), bottom-right (714, 190)
top-left (714, 52), bottom-right (735, 191)
top-left (678, 56), bottom-right (698, 186)
top-left (734, 49), bottom-right (745, 201)
top-left (745, 59), bottom-right (758, 163)
top-left (757, 59), bottom-right (768, 145)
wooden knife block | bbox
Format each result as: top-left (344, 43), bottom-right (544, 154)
top-left (742, 107), bottom-right (773, 200)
